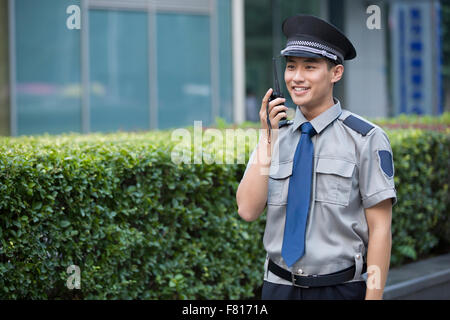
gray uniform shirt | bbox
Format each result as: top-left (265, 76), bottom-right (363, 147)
top-left (243, 98), bottom-right (397, 285)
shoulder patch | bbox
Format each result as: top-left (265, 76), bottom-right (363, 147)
top-left (279, 119), bottom-right (293, 128)
top-left (378, 150), bottom-right (394, 178)
top-left (342, 115), bottom-right (374, 136)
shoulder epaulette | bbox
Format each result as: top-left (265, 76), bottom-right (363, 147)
top-left (279, 119), bottom-right (294, 128)
top-left (342, 115), bottom-right (374, 136)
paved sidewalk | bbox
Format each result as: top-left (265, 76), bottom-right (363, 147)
top-left (384, 253), bottom-right (450, 299)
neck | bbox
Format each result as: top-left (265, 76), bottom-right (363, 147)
top-left (299, 95), bottom-right (335, 121)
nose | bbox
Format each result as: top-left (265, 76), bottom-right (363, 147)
top-left (292, 68), bottom-right (305, 83)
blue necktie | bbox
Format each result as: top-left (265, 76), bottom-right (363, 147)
top-left (281, 122), bottom-right (317, 267)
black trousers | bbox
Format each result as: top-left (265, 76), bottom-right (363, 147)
top-left (261, 280), bottom-right (367, 300)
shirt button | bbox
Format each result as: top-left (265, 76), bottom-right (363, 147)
top-left (356, 254), bottom-right (361, 260)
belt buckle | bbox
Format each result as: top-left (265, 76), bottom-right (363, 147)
top-left (291, 271), bottom-right (309, 289)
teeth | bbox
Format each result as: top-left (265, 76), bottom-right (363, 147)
top-left (294, 87), bottom-right (308, 92)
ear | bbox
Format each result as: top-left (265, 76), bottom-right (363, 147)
top-left (331, 64), bottom-right (344, 84)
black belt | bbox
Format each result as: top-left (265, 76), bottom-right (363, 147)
top-left (268, 259), bottom-right (367, 288)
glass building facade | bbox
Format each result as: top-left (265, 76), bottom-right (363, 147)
top-left (15, 0), bottom-right (82, 135)
top-left (0, 0), bottom-right (445, 136)
top-left (6, 0), bottom-right (233, 136)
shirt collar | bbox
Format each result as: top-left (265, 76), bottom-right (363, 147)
top-left (292, 98), bottom-right (342, 134)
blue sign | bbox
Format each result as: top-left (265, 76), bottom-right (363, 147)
top-left (391, 0), bottom-right (443, 115)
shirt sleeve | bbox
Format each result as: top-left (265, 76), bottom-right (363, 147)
top-left (359, 128), bottom-right (397, 209)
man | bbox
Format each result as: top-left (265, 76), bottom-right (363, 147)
top-left (236, 15), bottom-right (397, 300)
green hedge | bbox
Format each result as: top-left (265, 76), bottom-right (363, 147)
top-left (389, 129), bottom-right (450, 265)
top-left (0, 132), bottom-right (261, 299)
top-left (0, 127), bottom-right (449, 299)
top-left (370, 111), bottom-right (450, 125)
top-left (218, 112), bottom-right (450, 130)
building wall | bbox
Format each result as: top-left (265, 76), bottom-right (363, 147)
top-left (0, 0), bottom-right (9, 136)
top-left (7, 0), bottom-right (234, 136)
top-left (343, 0), bottom-right (390, 118)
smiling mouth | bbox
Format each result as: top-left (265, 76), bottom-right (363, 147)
top-left (292, 87), bottom-right (310, 94)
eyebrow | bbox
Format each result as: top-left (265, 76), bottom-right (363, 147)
top-left (286, 58), bottom-right (320, 63)
top-left (302, 58), bottom-right (319, 63)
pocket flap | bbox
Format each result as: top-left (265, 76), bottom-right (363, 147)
top-left (269, 161), bottom-right (293, 179)
top-left (316, 158), bottom-right (355, 178)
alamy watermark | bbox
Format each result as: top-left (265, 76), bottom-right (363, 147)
top-left (66, 265), bottom-right (81, 290)
top-left (66, 4), bottom-right (381, 31)
top-left (66, 5), bottom-right (81, 30)
top-left (366, 264), bottom-right (382, 290)
top-left (170, 121), bottom-right (279, 175)
top-left (366, 4), bottom-right (381, 30)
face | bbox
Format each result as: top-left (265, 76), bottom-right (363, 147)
top-left (284, 56), bottom-right (342, 109)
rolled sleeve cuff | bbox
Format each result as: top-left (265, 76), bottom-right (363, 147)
top-left (362, 188), bottom-right (397, 209)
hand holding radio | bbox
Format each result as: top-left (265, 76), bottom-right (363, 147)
top-left (260, 89), bottom-right (288, 132)
top-left (260, 58), bottom-right (288, 143)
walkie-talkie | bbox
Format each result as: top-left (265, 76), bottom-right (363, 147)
top-left (266, 58), bottom-right (286, 143)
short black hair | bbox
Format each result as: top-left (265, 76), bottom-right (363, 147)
top-left (325, 58), bottom-right (338, 70)
top-left (324, 59), bottom-right (340, 88)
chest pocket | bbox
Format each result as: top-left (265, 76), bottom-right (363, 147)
top-left (267, 161), bottom-right (293, 205)
top-left (315, 157), bottom-right (355, 206)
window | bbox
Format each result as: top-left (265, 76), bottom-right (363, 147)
top-left (89, 9), bottom-right (149, 132)
top-left (15, 0), bottom-right (81, 135)
top-left (11, 0), bottom-right (234, 135)
top-left (156, 13), bottom-right (211, 129)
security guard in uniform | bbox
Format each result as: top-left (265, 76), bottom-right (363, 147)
top-left (236, 15), bottom-right (397, 300)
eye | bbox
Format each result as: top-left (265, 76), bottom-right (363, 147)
top-left (286, 64), bottom-right (295, 70)
top-left (305, 65), bottom-right (315, 70)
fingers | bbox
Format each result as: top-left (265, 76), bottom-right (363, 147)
top-left (259, 88), bottom-right (288, 130)
top-left (270, 106), bottom-right (288, 128)
top-left (273, 109), bottom-right (288, 124)
top-left (259, 88), bottom-right (273, 130)
top-left (269, 102), bottom-right (287, 119)
top-left (260, 88), bottom-right (273, 113)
